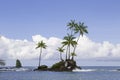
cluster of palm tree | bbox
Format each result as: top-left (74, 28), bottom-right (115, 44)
top-left (36, 20), bottom-right (88, 67)
top-left (57, 20), bottom-right (88, 61)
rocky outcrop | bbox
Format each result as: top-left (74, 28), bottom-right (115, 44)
top-left (16, 59), bottom-right (22, 68)
top-left (50, 60), bottom-right (81, 71)
top-left (34, 60), bottom-right (81, 71)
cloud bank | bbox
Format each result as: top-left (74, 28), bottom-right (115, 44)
top-left (0, 35), bottom-right (120, 61)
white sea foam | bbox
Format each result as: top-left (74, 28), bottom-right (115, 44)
top-left (0, 67), bottom-right (31, 72)
top-left (14, 68), bottom-right (30, 71)
top-left (72, 68), bottom-right (95, 72)
top-left (108, 69), bottom-right (120, 72)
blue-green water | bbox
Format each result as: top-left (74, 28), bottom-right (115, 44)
top-left (0, 66), bottom-right (120, 80)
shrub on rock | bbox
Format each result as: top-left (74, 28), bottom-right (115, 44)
top-left (37, 65), bottom-right (48, 70)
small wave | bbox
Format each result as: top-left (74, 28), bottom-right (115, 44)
top-left (72, 68), bottom-right (95, 72)
top-left (109, 69), bottom-right (120, 72)
top-left (0, 67), bottom-right (31, 72)
top-left (14, 68), bottom-right (31, 71)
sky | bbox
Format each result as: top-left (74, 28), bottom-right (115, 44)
top-left (0, 0), bottom-right (120, 66)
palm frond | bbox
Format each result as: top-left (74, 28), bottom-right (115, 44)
top-left (36, 40), bottom-right (47, 49)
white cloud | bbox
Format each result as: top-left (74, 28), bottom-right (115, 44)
top-left (111, 44), bottom-right (120, 57)
top-left (0, 35), bottom-right (120, 62)
top-left (0, 36), bottom-right (38, 60)
top-left (32, 35), bottom-right (47, 43)
top-left (76, 36), bottom-right (120, 59)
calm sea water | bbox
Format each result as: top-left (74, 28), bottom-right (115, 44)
top-left (0, 66), bottom-right (120, 80)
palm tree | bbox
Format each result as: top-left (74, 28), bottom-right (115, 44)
top-left (74, 22), bottom-right (88, 36)
top-left (67, 20), bottom-right (76, 35)
top-left (67, 20), bottom-right (88, 60)
top-left (62, 34), bottom-right (77, 60)
top-left (36, 41), bottom-right (47, 67)
top-left (57, 47), bottom-right (65, 61)
top-left (0, 59), bottom-right (5, 66)
top-left (73, 22), bottom-right (88, 53)
top-left (71, 52), bottom-right (77, 60)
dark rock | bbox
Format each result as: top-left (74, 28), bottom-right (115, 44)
top-left (66, 59), bottom-right (76, 70)
top-left (76, 66), bottom-right (82, 69)
top-left (16, 59), bottom-right (22, 68)
top-left (117, 69), bottom-right (120, 71)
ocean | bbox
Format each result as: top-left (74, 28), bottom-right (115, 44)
top-left (0, 66), bottom-right (120, 80)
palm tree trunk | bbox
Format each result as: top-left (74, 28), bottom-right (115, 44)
top-left (68, 45), bottom-right (71, 59)
top-left (66, 46), bottom-right (69, 60)
top-left (72, 34), bottom-right (80, 59)
top-left (60, 52), bottom-right (62, 61)
top-left (72, 56), bottom-right (74, 60)
top-left (39, 48), bottom-right (42, 66)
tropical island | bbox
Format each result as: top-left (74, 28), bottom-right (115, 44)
top-left (1, 20), bottom-right (120, 72)
top-left (34, 20), bottom-right (88, 71)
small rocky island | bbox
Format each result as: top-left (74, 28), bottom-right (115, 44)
top-left (16, 59), bottom-right (22, 68)
top-left (35, 59), bottom-right (81, 71)
top-left (34, 20), bottom-right (88, 72)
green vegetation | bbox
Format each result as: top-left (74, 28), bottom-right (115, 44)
top-left (36, 40), bottom-right (47, 67)
top-left (50, 61), bottom-right (66, 71)
top-left (50, 59), bottom-right (81, 71)
top-left (37, 65), bottom-right (48, 71)
top-left (16, 59), bottom-right (22, 68)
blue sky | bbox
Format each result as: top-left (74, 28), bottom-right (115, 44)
top-left (0, 0), bottom-right (120, 66)
top-left (0, 0), bottom-right (120, 43)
